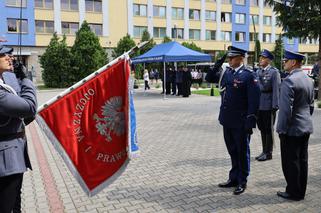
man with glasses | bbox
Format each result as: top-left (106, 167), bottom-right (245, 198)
top-left (255, 49), bottom-right (281, 161)
top-left (217, 46), bottom-right (260, 195)
top-left (276, 50), bottom-right (314, 201)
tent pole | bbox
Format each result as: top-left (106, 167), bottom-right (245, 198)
top-left (163, 62), bottom-right (166, 100)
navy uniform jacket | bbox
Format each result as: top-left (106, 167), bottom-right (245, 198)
top-left (219, 65), bottom-right (260, 129)
top-left (276, 69), bottom-right (314, 136)
top-left (0, 78), bottom-right (37, 177)
top-left (257, 66), bottom-right (281, 110)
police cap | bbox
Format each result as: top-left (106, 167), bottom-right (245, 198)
top-left (283, 49), bottom-right (305, 62)
top-left (227, 46), bottom-right (247, 57)
top-left (0, 45), bottom-right (13, 55)
top-left (259, 49), bottom-right (274, 60)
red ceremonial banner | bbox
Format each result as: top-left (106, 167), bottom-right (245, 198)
top-left (37, 58), bottom-right (130, 196)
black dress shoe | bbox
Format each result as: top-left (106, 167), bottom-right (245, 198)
top-left (218, 180), bottom-right (237, 188)
top-left (257, 153), bottom-right (272, 161)
top-left (277, 191), bottom-right (303, 201)
top-left (234, 184), bottom-right (246, 195)
top-left (255, 152), bottom-right (264, 160)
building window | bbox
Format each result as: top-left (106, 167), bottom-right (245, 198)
top-left (221, 0), bottom-right (231, 4)
top-left (133, 26), bottom-right (147, 37)
top-left (61, 0), bottom-right (78, 11)
top-left (250, 0), bottom-right (259, 6)
top-left (263, 16), bottom-right (271, 25)
top-left (221, 12), bottom-right (231, 23)
top-left (250, 32), bottom-right (258, 41)
top-left (206, 30), bottom-right (216, 40)
top-left (189, 9), bottom-right (200, 20)
top-left (85, 0), bottom-right (102, 12)
top-left (235, 13), bottom-right (246, 24)
top-left (221, 31), bottom-right (231, 41)
top-left (153, 27), bottom-right (166, 38)
top-left (189, 29), bottom-right (200, 40)
top-left (235, 0), bottom-right (245, 5)
top-left (205, 10), bottom-right (216, 21)
top-left (89, 24), bottom-right (102, 36)
top-left (250, 15), bottom-right (259, 25)
top-left (153, 6), bottom-right (166, 18)
top-left (35, 0), bottom-right (53, 8)
top-left (7, 18), bottom-right (28, 33)
top-left (35, 20), bottom-right (54, 33)
top-left (133, 4), bottom-right (147, 16)
top-left (235, 32), bottom-right (245, 42)
top-left (172, 7), bottom-right (184, 20)
top-left (300, 37), bottom-right (319, 45)
top-left (172, 28), bottom-right (184, 39)
top-left (6, 0), bottom-right (27, 7)
top-left (61, 22), bottom-right (79, 34)
top-left (263, 33), bottom-right (271, 43)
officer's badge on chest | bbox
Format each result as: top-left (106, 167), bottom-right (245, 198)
top-left (233, 79), bottom-right (243, 88)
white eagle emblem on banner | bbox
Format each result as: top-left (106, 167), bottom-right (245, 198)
top-left (93, 96), bottom-right (125, 142)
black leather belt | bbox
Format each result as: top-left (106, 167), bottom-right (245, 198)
top-left (0, 131), bottom-right (25, 141)
top-left (261, 91), bottom-right (272, 93)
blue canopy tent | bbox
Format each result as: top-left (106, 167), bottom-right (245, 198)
top-left (131, 41), bottom-right (212, 98)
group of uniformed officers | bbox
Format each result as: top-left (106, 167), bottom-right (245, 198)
top-left (0, 41), bottom-right (316, 212)
top-left (207, 45), bottom-right (314, 200)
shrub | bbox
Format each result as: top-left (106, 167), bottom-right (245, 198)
top-left (71, 21), bottom-right (107, 83)
top-left (40, 33), bottom-right (72, 88)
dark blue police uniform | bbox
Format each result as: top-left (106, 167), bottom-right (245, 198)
top-left (218, 46), bottom-right (260, 194)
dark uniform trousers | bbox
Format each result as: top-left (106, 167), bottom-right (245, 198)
top-left (257, 110), bottom-right (276, 154)
top-left (223, 127), bottom-right (251, 185)
top-left (280, 134), bottom-right (309, 199)
top-left (0, 173), bottom-right (23, 213)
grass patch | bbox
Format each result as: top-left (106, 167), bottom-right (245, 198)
top-left (192, 88), bottom-right (220, 96)
top-left (36, 85), bottom-right (64, 90)
top-left (317, 101), bottom-right (321, 108)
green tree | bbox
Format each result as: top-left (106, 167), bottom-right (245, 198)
top-left (40, 33), bottom-right (72, 88)
top-left (273, 35), bottom-right (284, 71)
top-left (254, 39), bottom-right (261, 64)
top-left (71, 21), bottom-right (107, 82)
top-left (162, 36), bottom-right (172, 43)
top-left (216, 50), bottom-right (227, 61)
top-left (112, 34), bottom-right (136, 58)
top-left (265, 0), bottom-right (321, 99)
top-left (139, 30), bottom-right (156, 55)
top-left (182, 41), bottom-right (203, 52)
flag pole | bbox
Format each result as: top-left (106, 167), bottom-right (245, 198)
top-left (37, 41), bottom-right (150, 112)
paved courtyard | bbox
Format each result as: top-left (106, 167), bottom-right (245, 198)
top-left (21, 87), bottom-right (321, 213)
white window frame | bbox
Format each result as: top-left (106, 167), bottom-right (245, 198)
top-left (189, 29), bottom-right (201, 40)
top-left (7, 18), bottom-right (28, 33)
top-left (205, 10), bottom-right (216, 21)
top-left (235, 13), bottom-right (246, 24)
top-left (153, 5), bottom-right (166, 18)
top-left (35, 20), bottom-right (54, 33)
top-left (133, 4), bottom-right (147, 17)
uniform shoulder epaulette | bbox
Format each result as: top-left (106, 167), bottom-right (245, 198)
top-left (243, 66), bottom-right (253, 73)
top-left (270, 66), bottom-right (280, 73)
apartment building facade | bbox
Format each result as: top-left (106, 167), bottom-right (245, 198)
top-left (0, 0), bottom-right (319, 83)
